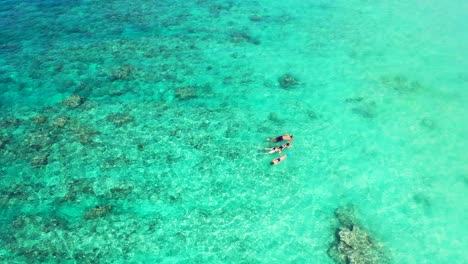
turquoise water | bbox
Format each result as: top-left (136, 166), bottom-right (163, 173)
top-left (1, 0), bottom-right (467, 263)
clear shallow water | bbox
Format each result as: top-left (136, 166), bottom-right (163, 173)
top-left (0, 0), bottom-right (467, 263)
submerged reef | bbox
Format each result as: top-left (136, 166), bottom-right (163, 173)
top-left (72, 125), bottom-right (100, 145)
top-left (5, 210), bottom-right (157, 263)
top-left (26, 129), bottom-right (56, 151)
top-left (230, 32), bottom-right (261, 45)
top-left (268, 112), bottom-right (285, 125)
top-left (62, 94), bottom-right (86, 109)
top-left (328, 206), bottom-right (389, 264)
top-left (420, 117), bottom-right (436, 130)
top-left (345, 97), bottom-right (377, 118)
top-left (249, 15), bottom-right (264, 22)
top-left (0, 1), bottom-right (320, 262)
top-left (174, 84), bottom-right (212, 101)
top-left (61, 178), bottom-right (95, 202)
top-left (174, 86), bottom-right (198, 100)
top-left (109, 185), bottom-right (134, 199)
top-left (84, 205), bottom-right (113, 220)
top-left (30, 153), bottom-right (49, 167)
top-left (106, 113), bottom-right (134, 127)
top-left (278, 73), bottom-right (299, 89)
top-left (32, 115), bottom-right (48, 124)
top-left (306, 110), bottom-right (318, 120)
top-left (53, 115), bottom-right (70, 128)
top-left (109, 64), bottom-right (134, 82)
top-left (8, 214), bottom-right (71, 261)
top-left (380, 75), bottom-right (423, 94)
top-left (0, 136), bottom-right (9, 149)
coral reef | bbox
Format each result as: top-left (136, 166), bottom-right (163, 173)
top-left (344, 97), bottom-right (365, 103)
top-left (328, 206), bottom-right (388, 264)
top-left (73, 126), bottom-right (100, 145)
top-left (268, 112), bottom-right (284, 125)
top-left (62, 94), bottom-right (86, 109)
top-left (207, 3), bottom-right (234, 17)
top-left (109, 185), bottom-right (134, 199)
top-left (53, 115), bottom-right (70, 128)
top-left (0, 183), bottom-right (45, 205)
top-left (345, 97), bottom-right (377, 118)
top-left (334, 225), bottom-right (375, 264)
top-left (249, 15), bottom-right (264, 22)
top-left (412, 193), bottom-right (432, 215)
top-left (62, 178), bottom-right (95, 202)
top-left (101, 156), bottom-right (132, 170)
top-left (0, 0), bottom-right (462, 262)
top-left (351, 104), bottom-right (377, 118)
top-left (175, 86), bottom-right (197, 100)
top-left (26, 130), bottom-right (56, 151)
top-left (0, 118), bottom-right (21, 128)
top-left (32, 115), bottom-right (48, 124)
top-left (109, 64), bottom-right (134, 82)
top-left (420, 117), bottom-right (436, 129)
top-left (106, 113), bottom-right (134, 127)
top-left (0, 136), bottom-right (8, 149)
top-left (230, 32), bottom-right (261, 45)
top-left (278, 73), bottom-right (299, 89)
top-left (334, 206), bottom-right (358, 228)
top-left (84, 205), bottom-right (113, 220)
top-left (380, 75), bottom-right (423, 94)
top-left (30, 153), bottom-right (49, 167)
top-left (306, 110), bottom-right (318, 120)
top-left (6, 209), bottom-right (163, 263)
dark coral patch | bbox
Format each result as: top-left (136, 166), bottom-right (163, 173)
top-left (84, 205), bottom-right (113, 220)
top-left (278, 73), bottom-right (299, 89)
top-left (328, 206), bottom-right (389, 264)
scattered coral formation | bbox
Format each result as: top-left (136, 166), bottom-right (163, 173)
top-left (230, 32), bottom-right (261, 45)
top-left (175, 86), bottom-right (197, 100)
top-left (53, 116), bottom-right (70, 128)
top-left (84, 205), bottom-right (113, 220)
top-left (62, 178), bottom-right (95, 202)
top-left (33, 115), bottom-right (48, 124)
top-left (268, 112), bottom-right (284, 125)
top-left (1, 0), bottom-right (460, 263)
top-left (109, 185), bottom-right (133, 199)
top-left (26, 130), bottom-right (55, 151)
top-left (380, 75), bottom-right (423, 94)
top-left (278, 73), bottom-right (299, 89)
top-left (0, 137), bottom-right (8, 149)
top-left (30, 153), bottom-right (49, 167)
top-left (249, 15), bottom-right (264, 22)
top-left (345, 97), bottom-right (377, 118)
top-left (62, 94), bottom-right (86, 109)
top-left (328, 206), bottom-right (389, 264)
top-left (73, 126), bottom-right (100, 144)
top-left (106, 113), bottom-right (134, 127)
top-left (420, 117), bottom-right (436, 129)
top-left (109, 64), bottom-right (134, 82)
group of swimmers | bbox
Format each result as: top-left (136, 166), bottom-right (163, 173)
top-left (263, 133), bottom-right (294, 165)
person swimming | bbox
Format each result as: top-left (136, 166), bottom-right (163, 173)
top-left (263, 142), bottom-right (291, 154)
top-left (267, 133), bottom-right (294, 143)
top-left (270, 154), bottom-right (289, 165)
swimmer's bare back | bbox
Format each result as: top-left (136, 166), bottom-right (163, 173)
top-left (264, 142), bottom-right (291, 154)
top-left (270, 154), bottom-right (288, 165)
top-left (267, 134), bottom-right (293, 142)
